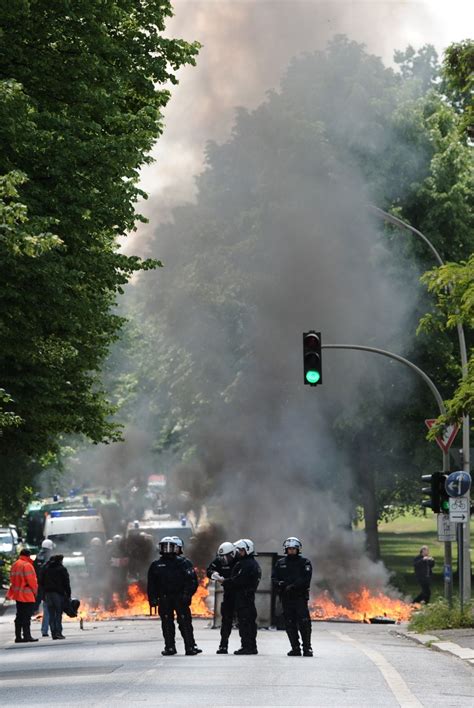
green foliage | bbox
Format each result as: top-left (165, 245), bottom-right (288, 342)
top-left (409, 599), bottom-right (474, 631)
top-left (442, 39), bottom-right (474, 138)
top-left (0, 1), bottom-right (199, 514)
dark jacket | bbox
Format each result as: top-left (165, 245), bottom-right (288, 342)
top-left (34, 548), bottom-right (53, 588)
top-left (414, 554), bottom-right (434, 582)
top-left (147, 555), bottom-right (196, 603)
top-left (206, 555), bottom-right (236, 581)
top-left (272, 554), bottom-right (312, 598)
top-left (181, 555), bottom-right (198, 595)
top-left (42, 557), bottom-right (71, 598)
top-left (222, 555), bottom-right (261, 597)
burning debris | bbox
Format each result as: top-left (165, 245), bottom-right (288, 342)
top-left (68, 576), bottom-right (213, 623)
top-left (310, 587), bottom-right (415, 623)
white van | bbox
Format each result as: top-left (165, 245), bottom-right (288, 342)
top-left (44, 509), bottom-right (106, 551)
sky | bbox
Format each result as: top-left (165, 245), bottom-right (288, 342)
top-left (133, 0), bottom-right (473, 238)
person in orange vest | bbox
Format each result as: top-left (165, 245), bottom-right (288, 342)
top-left (7, 548), bottom-right (39, 643)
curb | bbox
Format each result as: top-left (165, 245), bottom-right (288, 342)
top-left (397, 629), bottom-right (474, 666)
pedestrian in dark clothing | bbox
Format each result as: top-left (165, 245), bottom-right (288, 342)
top-left (147, 536), bottom-right (199, 656)
top-left (42, 555), bottom-right (71, 640)
top-left (272, 537), bottom-right (313, 656)
top-left (171, 536), bottom-right (201, 653)
top-left (413, 545), bottom-right (435, 604)
top-left (7, 549), bottom-right (38, 643)
top-left (221, 538), bottom-right (261, 655)
top-left (207, 541), bottom-right (237, 654)
top-left (34, 539), bottom-right (54, 636)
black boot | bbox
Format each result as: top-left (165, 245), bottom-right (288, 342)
top-left (162, 647), bottom-right (177, 656)
top-left (286, 625), bottom-right (301, 656)
top-left (216, 644), bottom-right (228, 654)
top-left (300, 620), bottom-right (313, 657)
top-left (14, 619), bottom-right (24, 643)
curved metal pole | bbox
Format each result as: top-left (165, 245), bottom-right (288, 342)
top-left (367, 205), bottom-right (445, 267)
top-left (367, 204), bottom-right (469, 469)
top-left (323, 343), bottom-right (446, 418)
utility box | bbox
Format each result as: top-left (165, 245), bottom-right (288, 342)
top-left (212, 551), bottom-right (278, 628)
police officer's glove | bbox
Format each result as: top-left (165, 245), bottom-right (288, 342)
top-left (284, 584), bottom-right (295, 593)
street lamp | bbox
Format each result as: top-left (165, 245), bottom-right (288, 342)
top-left (368, 204), bottom-right (471, 603)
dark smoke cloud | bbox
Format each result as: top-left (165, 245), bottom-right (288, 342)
top-left (66, 1), bottom-right (469, 599)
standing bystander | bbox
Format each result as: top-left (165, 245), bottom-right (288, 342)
top-left (7, 548), bottom-right (38, 643)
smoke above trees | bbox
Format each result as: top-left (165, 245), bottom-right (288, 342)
top-left (62, 23), bottom-right (473, 597)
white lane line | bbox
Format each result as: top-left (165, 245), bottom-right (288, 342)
top-left (331, 630), bottom-right (423, 708)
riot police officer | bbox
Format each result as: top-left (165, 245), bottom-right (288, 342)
top-left (272, 537), bottom-right (313, 656)
top-left (147, 536), bottom-right (199, 656)
top-left (220, 538), bottom-right (260, 655)
top-left (170, 536), bottom-right (201, 653)
top-left (207, 541), bottom-right (237, 654)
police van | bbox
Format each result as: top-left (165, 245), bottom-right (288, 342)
top-left (43, 508), bottom-right (106, 587)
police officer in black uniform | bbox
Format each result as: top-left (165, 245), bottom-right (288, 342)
top-left (171, 536), bottom-right (202, 653)
top-left (272, 537), bottom-right (313, 656)
top-left (207, 541), bottom-right (237, 654)
top-left (220, 538), bottom-right (261, 655)
top-left (147, 536), bottom-right (199, 656)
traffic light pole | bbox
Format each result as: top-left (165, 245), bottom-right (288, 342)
top-left (323, 343), bottom-right (453, 602)
top-left (368, 205), bottom-right (470, 604)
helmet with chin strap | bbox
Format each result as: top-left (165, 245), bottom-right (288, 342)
top-left (233, 538), bottom-right (255, 556)
top-left (217, 541), bottom-right (236, 559)
top-left (159, 536), bottom-right (177, 555)
top-left (283, 537), bottom-right (302, 553)
top-left (170, 536), bottom-right (184, 554)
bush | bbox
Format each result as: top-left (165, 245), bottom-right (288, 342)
top-left (408, 598), bottom-right (474, 631)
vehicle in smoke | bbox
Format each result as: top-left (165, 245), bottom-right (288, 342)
top-left (44, 508), bottom-right (107, 591)
top-left (126, 514), bottom-right (194, 549)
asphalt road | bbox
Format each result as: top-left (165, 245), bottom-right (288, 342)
top-left (0, 609), bottom-right (473, 707)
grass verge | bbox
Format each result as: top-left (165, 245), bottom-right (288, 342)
top-left (408, 599), bottom-right (474, 631)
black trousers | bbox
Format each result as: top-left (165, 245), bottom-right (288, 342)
top-left (45, 591), bottom-right (65, 637)
top-left (15, 601), bottom-right (35, 640)
top-left (235, 594), bottom-right (257, 651)
top-left (282, 595), bottom-right (312, 649)
top-left (413, 581), bottom-right (431, 604)
top-left (220, 592), bottom-right (236, 646)
top-left (158, 595), bottom-right (195, 651)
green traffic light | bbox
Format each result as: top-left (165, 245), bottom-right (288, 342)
top-left (305, 370), bottom-right (321, 384)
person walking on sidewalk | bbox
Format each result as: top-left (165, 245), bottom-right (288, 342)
top-left (6, 548), bottom-right (39, 643)
top-left (42, 554), bottom-right (71, 639)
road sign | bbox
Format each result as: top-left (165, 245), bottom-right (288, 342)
top-left (445, 471), bottom-right (471, 498)
top-left (443, 564), bottom-right (452, 583)
top-left (437, 513), bottom-right (457, 541)
top-left (425, 419), bottom-right (460, 453)
top-left (449, 495), bottom-right (469, 523)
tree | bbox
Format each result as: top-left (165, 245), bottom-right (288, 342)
top-left (0, 1), bottom-right (199, 521)
top-left (442, 39), bottom-right (474, 138)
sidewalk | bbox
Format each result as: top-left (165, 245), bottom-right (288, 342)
top-left (397, 625), bottom-right (474, 666)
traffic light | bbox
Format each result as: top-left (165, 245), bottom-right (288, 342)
top-left (421, 472), bottom-right (449, 513)
top-left (303, 331), bottom-right (322, 386)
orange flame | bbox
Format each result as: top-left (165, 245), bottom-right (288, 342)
top-left (71, 574), bottom-right (212, 622)
top-left (310, 587), bottom-right (415, 623)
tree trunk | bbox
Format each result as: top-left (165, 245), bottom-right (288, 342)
top-left (356, 440), bottom-right (381, 562)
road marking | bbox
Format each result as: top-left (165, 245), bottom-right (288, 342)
top-left (331, 631), bottom-right (423, 708)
